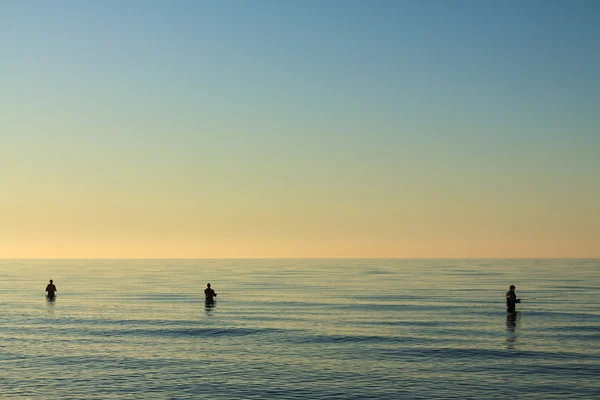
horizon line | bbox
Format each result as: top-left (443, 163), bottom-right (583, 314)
top-left (0, 257), bottom-right (598, 260)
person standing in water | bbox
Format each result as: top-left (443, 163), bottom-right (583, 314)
top-left (46, 279), bottom-right (57, 299)
top-left (205, 283), bottom-right (217, 302)
top-left (506, 285), bottom-right (521, 313)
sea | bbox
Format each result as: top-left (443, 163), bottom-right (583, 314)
top-left (0, 259), bottom-right (598, 399)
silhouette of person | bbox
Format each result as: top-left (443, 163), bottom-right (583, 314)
top-left (506, 285), bottom-right (521, 313)
top-left (205, 283), bottom-right (217, 302)
top-left (46, 279), bottom-right (57, 299)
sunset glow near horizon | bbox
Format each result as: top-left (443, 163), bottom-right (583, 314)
top-left (2, 1), bottom-right (599, 258)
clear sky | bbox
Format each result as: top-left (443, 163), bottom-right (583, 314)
top-left (1, 1), bottom-right (599, 258)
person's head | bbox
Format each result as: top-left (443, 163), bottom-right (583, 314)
top-left (509, 285), bottom-right (515, 291)
top-left (207, 283), bottom-right (211, 288)
top-left (50, 279), bottom-right (53, 284)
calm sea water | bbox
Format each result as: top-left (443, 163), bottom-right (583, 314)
top-left (0, 259), bottom-right (598, 399)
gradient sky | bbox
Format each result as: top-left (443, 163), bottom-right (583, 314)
top-left (1, 1), bottom-right (599, 258)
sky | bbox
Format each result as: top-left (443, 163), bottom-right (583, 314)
top-left (1, 0), bottom-right (599, 258)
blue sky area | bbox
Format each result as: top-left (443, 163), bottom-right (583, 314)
top-left (1, 1), bottom-right (599, 257)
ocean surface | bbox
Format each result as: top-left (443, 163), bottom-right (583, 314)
top-left (0, 259), bottom-right (598, 399)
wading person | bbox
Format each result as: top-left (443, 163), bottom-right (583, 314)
top-left (506, 285), bottom-right (521, 313)
top-left (46, 279), bottom-right (57, 299)
top-left (205, 283), bottom-right (217, 302)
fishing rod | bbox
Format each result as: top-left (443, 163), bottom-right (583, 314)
top-left (520, 293), bottom-right (585, 300)
top-left (519, 295), bottom-right (561, 300)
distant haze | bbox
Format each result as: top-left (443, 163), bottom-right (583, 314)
top-left (1, 1), bottom-right (599, 258)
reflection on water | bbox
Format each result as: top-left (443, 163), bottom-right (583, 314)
top-left (46, 295), bottom-right (56, 313)
top-left (205, 299), bottom-right (216, 314)
top-left (505, 311), bottom-right (519, 349)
